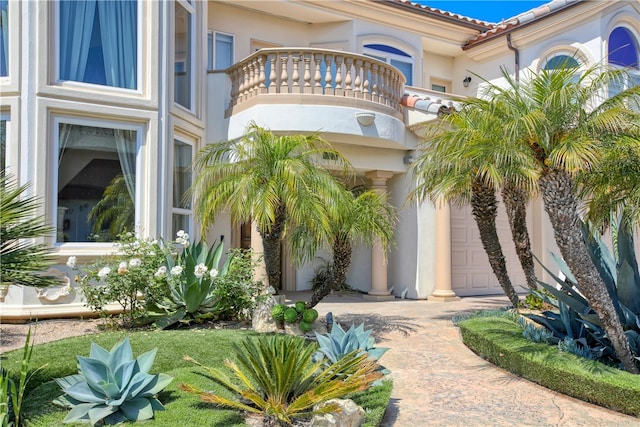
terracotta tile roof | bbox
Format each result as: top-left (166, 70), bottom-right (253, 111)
top-left (462, 0), bottom-right (583, 49)
top-left (401, 93), bottom-right (457, 116)
top-left (378, 0), bottom-right (494, 30)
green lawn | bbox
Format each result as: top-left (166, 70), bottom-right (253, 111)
top-left (1, 329), bottom-right (391, 426)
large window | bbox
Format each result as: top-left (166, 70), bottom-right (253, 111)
top-left (0, 0), bottom-right (8, 77)
top-left (172, 138), bottom-right (193, 236)
top-left (608, 27), bottom-right (640, 96)
top-left (363, 44), bottom-right (413, 85)
top-left (56, 121), bottom-right (138, 243)
top-left (174, 1), bottom-right (193, 109)
top-left (543, 55), bottom-right (579, 70)
top-left (58, 0), bottom-right (138, 89)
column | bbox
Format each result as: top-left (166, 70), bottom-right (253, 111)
top-left (364, 170), bottom-right (395, 301)
top-left (251, 221), bottom-right (269, 290)
top-left (430, 199), bottom-right (460, 301)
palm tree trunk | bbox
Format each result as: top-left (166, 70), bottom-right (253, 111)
top-left (539, 169), bottom-right (639, 374)
top-left (501, 182), bottom-right (537, 290)
top-left (471, 180), bottom-right (520, 307)
top-left (258, 204), bottom-right (286, 291)
top-left (307, 238), bottom-right (352, 308)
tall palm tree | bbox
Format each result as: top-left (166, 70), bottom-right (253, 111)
top-left (409, 100), bottom-right (537, 307)
top-left (191, 124), bottom-right (350, 290)
top-left (289, 186), bottom-right (396, 308)
top-left (0, 174), bottom-right (61, 287)
top-left (489, 64), bottom-right (640, 373)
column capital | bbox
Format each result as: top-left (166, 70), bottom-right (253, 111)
top-left (366, 170), bottom-right (394, 187)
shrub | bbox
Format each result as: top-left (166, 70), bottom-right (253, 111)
top-left (180, 334), bottom-right (382, 426)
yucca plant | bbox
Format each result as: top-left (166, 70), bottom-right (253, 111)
top-left (53, 337), bottom-right (172, 425)
top-left (180, 334), bottom-right (382, 426)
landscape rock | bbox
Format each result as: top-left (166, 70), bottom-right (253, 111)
top-left (252, 294), bottom-right (285, 333)
top-left (311, 399), bottom-right (365, 427)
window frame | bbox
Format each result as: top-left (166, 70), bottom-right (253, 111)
top-left (171, 134), bottom-right (194, 238)
top-left (0, 111), bottom-right (9, 173)
top-left (430, 77), bottom-right (451, 93)
top-left (52, 115), bottom-right (144, 248)
top-left (53, 0), bottom-right (142, 93)
top-left (173, 0), bottom-right (195, 111)
top-left (208, 31), bottom-right (234, 71)
top-left (362, 44), bottom-right (414, 86)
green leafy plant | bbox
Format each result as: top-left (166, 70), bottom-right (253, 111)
top-left (0, 327), bottom-right (44, 427)
top-left (146, 233), bottom-right (233, 329)
top-left (525, 218), bottom-right (640, 369)
top-left (0, 174), bottom-right (61, 288)
top-left (71, 232), bottom-right (169, 327)
top-left (180, 334), bottom-right (382, 426)
top-left (313, 323), bottom-right (389, 375)
top-left (53, 337), bottom-right (172, 425)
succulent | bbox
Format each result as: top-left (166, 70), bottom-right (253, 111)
top-left (302, 308), bottom-right (318, 323)
top-left (271, 304), bottom-right (287, 321)
top-left (53, 337), bottom-right (172, 425)
top-left (299, 321), bottom-right (313, 333)
top-left (313, 323), bottom-right (389, 374)
top-left (294, 301), bottom-right (306, 313)
top-left (284, 307), bottom-right (299, 324)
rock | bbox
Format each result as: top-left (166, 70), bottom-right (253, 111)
top-left (252, 295), bottom-right (285, 333)
top-left (311, 399), bottom-right (365, 427)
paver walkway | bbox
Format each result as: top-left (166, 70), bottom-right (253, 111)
top-left (290, 292), bottom-right (640, 427)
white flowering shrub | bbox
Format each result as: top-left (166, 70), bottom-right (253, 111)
top-left (70, 232), bottom-right (170, 327)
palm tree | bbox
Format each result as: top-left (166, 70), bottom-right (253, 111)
top-left (0, 174), bottom-right (61, 287)
top-left (88, 174), bottom-right (135, 240)
top-left (290, 186), bottom-right (396, 308)
top-left (488, 64), bottom-right (640, 373)
top-left (409, 100), bottom-right (536, 307)
top-left (191, 124), bottom-right (350, 290)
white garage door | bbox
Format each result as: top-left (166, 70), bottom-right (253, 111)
top-left (451, 203), bottom-right (527, 296)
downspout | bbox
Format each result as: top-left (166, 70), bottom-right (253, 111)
top-left (506, 33), bottom-right (519, 82)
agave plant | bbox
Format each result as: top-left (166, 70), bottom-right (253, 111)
top-left (180, 334), bottom-right (381, 426)
top-left (525, 218), bottom-right (640, 367)
top-left (313, 323), bottom-right (389, 374)
top-left (53, 337), bottom-right (172, 425)
top-left (147, 238), bottom-right (233, 329)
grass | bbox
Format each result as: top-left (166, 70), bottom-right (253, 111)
top-left (1, 329), bottom-right (392, 426)
top-left (457, 315), bottom-right (640, 416)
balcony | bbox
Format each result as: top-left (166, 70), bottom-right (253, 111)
top-left (218, 48), bottom-right (409, 149)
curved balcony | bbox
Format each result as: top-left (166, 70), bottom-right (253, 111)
top-left (225, 48), bottom-right (406, 119)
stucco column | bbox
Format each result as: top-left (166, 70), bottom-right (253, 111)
top-left (364, 170), bottom-right (395, 301)
top-left (251, 221), bottom-right (268, 289)
top-left (430, 199), bottom-right (460, 301)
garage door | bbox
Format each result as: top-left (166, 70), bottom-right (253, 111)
top-left (451, 202), bottom-right (527, 296)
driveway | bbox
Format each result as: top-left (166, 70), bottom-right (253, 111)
top-left (291, 292), bottom-right (640, 427)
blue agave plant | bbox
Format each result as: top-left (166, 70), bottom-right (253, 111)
top-left (53, 337), bottom-right (172, 425)
top-left (313, 323), bottom-right (389, 374)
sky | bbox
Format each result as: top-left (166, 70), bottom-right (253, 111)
top-left (413, 1), bottom-right (551, 23)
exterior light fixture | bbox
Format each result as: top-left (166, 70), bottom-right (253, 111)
top-left (463, 76), bottom-right (472, 87)
top-left (356, 112), bottom-right (376, 126)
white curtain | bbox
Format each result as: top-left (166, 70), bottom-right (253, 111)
top-left (114, 129), bottom-right (136, 203)
top-left (59, 0), bottom-right (96, 82)
top-left (58, 123), bottom-right (73, 167)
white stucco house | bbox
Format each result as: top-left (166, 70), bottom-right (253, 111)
top-left (1, 0), bottom-right (638, 319)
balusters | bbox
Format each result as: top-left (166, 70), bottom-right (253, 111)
top-left (334, 55), bottom-right (344, 96)
top-left (354, 59), bottom-right (362, 99)
top-left (279, 52), bottom-right (289, 93)
top-left (313, 53), bottom-right (323, 94)
top-left (363, 60), bottom-right (371, 100)
top-left (268, 54), bottom-right (277, 93)
top-left (344, 57), bottom-right (353, 97)
top-left (324, 54), bottom-right (334, 95)
top-left (303, 54), bottom-right (312, 94)
top-left (292, 52), bottom-right (301, 93)
top-left (258, 55), bottom-right (267, 94)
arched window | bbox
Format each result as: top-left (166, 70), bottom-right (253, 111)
top-left (543, 55), bottom-right (579, 70)
top-left (363, 43), bottom-right (413, 85)
top-left (608, 27), bottom-right (639, 68)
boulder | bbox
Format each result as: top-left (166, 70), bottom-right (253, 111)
top-left (252, 294), bottom-right (285, 333)
top-left (311, 399), bottom-right (365, 427)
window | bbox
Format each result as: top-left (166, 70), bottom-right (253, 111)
top-left (543, 55), bottom-right (579, 70)
top-left (174, 1), bottom-right (193, 109)
top-left (58, 0), bottom-right (138, 89)
top-left (172, 138), bottom-right (193, 237)
top-left (0, 0), bottom-right (8, 77)
top-left (430, 78), bottom-right (450, 93)
top-left (208, 32), bottom-right (233, 71)
top-left (363, 44), bottom-right (413, 85)
top-left (56, 121), bottom-right (139, 243)
top-left (608, 27), bottom-right (640, 97)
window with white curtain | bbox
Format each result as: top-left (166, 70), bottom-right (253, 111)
top-left (174, 1), bottom-right (193, 109)
top-left (0, 0), bottom-right (8, 77)
top-left (58, 0), bottom-right (138, 89)
top-left (172, 138), bottom-right (193, 237)
top-left (56, 121), bottom-right (139, 243)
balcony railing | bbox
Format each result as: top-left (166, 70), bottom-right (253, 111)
top-left (226, 48), bottom-right (406, 115)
